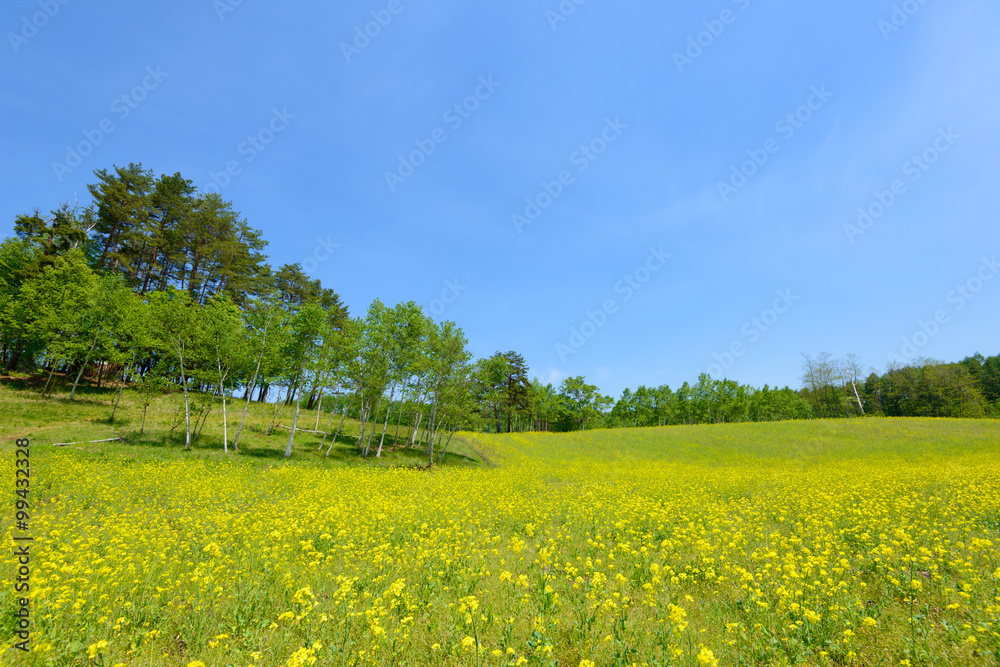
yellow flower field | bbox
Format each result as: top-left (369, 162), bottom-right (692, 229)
top-left (3, 418), bottom-right (1000, 666)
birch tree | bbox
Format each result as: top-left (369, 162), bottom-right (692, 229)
top-left (232, 295), bottom-right (284, 451)
top-left (148, 289), bottom-right (202, 449)
top-left (201, 294), bottom-right (246, 451)
top-left (104, 283), bottom-right (149, 421)
top-left (321, 318), bottom-right (362, 455)
top-left (374, 302), bottom-right (427, 457)
top-left (282, 302), bottom-right (327, 458)
top-left (840, 353), bottom-right (867, 415)
top-left (422, 320), bottom-right (471, 466)
top-left (351, 301), bottom-right (393, 457)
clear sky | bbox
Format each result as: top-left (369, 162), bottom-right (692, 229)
top-left (2, 0), bottom-right (998, 397)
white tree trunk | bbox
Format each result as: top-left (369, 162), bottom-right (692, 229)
top-left (284, 383), bottom-right (303, 458)
top-left (392, 383), bottom-right (409, 445)
top-left (375, 383), bottom-right (397, 457)
top-left (319, 397), bottom-right (338, 451)
top-left (325, 395), bottom-right (355, 455)
top-left (356, 401), bottom-right (370, 449)
top-left (363, 395), bottom-right (383, 457)
top-left (265, 389), bottom-right (286, 435)
top-left (438, 427), bottom-right (456, 464)
top-left (313, 385), bottom-right (324, 431)
top-left (69, 330), bottom-right (101, 401)
top-left (177, 341), bottom-right (191, 449)
top-left (233, 315), bottom-right (272, 451)
top-left (108, 354), bottom-right (133, 421)
top-left (41, 357), bottom-right (58, 397)
top-left (221, 391), bottom-right (228, 452)
top-left (410, 413), bottom-right (423, 446)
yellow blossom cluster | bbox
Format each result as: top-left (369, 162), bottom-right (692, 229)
top-left (2, 417), bottom-right (999, 665)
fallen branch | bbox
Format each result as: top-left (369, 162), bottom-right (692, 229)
top-left (52, 437), bottom-right (123, 447)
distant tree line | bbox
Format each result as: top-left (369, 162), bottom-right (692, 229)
top-left (606, 376), bottom-right (813, 428)
top-left (1, 164), bottom-right (996, 458)
top-left (800, 352), bottom-right (1000, 419)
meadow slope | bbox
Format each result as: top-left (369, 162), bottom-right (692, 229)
top-left (2, 417), bottom-right (999, 666)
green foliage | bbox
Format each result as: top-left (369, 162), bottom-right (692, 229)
top-left (3, 163), bottom-right (998, 460)
top-left (802, 353), bottom-right (999, 420)
top-left (14, 248), bottom-right (98, 374)
top-left (868, 359), bottom-right (987, 418)
top-left (555, 376), bottom-right (611, 431)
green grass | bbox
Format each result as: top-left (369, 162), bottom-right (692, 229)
top-left (0, 379), bottom-right (485, 468)
top-left (490, 417), bottom-right (1000, 466)
top-left (4, 380), bottom-right (1000, 666)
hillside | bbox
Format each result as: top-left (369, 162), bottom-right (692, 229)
top-left (0, 382), bottom-right (486, 469)
top-left (2, 395), bottom-right (999, 665)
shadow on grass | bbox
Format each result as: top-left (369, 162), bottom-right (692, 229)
top-left (278, 434), bottom-right (484, 468)
top-left (120, 433), bottom-right (172, 449)
top-left (241, 445), bottom-right (291, 460)
top-left (440, 450), bottom-right (479, 466)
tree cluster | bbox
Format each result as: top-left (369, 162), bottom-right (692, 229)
top-left (0, 165), bottom-right (483, 462)
top-left (801, 352), bottom-right (1000, 419)
top-left (2, 164), bottom-right (997, 459)
top-left (607, 376), bottom-right (813, 428)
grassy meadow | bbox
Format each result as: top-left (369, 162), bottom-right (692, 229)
top-left (0, 380), bottom-right (487, 468)
top-left (2, 383), bottom-right (1000, 666)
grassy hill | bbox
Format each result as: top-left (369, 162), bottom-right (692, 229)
top-left (0, 380), bottom-right (486, 468)
top-left (2, 383), bottom-right (999, 666)
top-left (477, 417), bottom-right (999, 468)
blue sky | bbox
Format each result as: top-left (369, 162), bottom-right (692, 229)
top-left (3, 0), bottom-right (998, 397)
